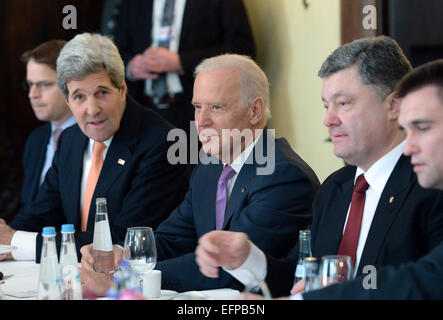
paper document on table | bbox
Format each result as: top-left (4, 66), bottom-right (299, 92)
top-left (5, 289), bottom-right (37, 299)
top-left (3, 274), bottom-right (37, 299)
top-left (182, 288), bottom-right (240, 300)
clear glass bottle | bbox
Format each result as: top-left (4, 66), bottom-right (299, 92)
top-left (304, 257), bottom-right (320, 292)
top-left (37, 226), bottom-right (61, 300)
top-left (294, 229), bottom-right (312, 283)
top-left (92, 198), bottom-right (116, 273)
top-left (60, 224), bottom-right (83, 300)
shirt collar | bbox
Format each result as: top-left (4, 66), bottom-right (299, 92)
top-left (225, 130), bottom-right (264, 174)
top-left (86, 136), bottom-right (114, 156)
top-left (355, 140), bottom-right (405, 196)
top-left (50, 116), bottom-right (77, 132)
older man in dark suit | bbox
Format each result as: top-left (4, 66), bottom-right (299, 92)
top-left (298, 59), bottom-right (443, 300)
top-left (195, 37), bottom-right (443, 299)
top-left (79, 54), bottom-right (320, 295)
top-left (0, 33), bottom-right (189, 262)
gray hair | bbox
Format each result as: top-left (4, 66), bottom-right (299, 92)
top-left (56, 33), bottom-right (125, 100)
top-left (194, 54), bottom-right (271, 120)
top-left (318, 35), bottom-right (412, 99)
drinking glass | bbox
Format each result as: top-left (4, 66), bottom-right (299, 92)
top-left (123, 227), bottom-right (157, 290)
top-left (318, 255), bottom-right (353, 288)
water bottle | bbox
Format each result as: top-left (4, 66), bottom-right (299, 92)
top-left (304, 257), bottom-right (320, 292)
top-left (92, 198), bottom-right (116, 273)
top-left (60, 224), bottom-right (83, 300)
top-left (294, 229), bottom-right (312, 283)
top-left (37, 227), bottom-right (61, 300)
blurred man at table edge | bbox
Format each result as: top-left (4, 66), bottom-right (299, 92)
top-left (0, 33), bottom-right (189, 262)
top-left (194, 37), bottom-right (443, 298)
top-left (79, 53), bottom-right (320, 295)
top-left (13, 40), bottom-right (76, 220)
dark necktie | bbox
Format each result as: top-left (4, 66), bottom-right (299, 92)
top-left (215, 165), bottom-right (236, 230)
top-left (53, 128), bottom-right (62, 151)
top-left (151, 0), bottom-right (176, 100)
top-left (337, 174), bottom-right (369, 265)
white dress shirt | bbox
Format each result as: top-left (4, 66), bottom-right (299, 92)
top-left (39, 116), bottom-right (77, 185)
top-left (226, 140), bottom-right (406, 292)
top-left (11, 137), bottom-right (113, 261)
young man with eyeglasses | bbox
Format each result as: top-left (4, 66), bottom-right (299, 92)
top-left (17, 40), bottom-right (76, 215)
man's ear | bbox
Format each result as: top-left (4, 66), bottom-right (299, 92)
top-left (387, 91), bottom-right (401, 121)
top-left (120, 81), bottom-right (127, 98)
top-left (249, 97), bottom-right (264, 126)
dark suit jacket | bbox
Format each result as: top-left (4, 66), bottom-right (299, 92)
top-left (20, 123), bottom-right (51, 210)
top-left (10, 97), bottom-right (190, 261)
top-left (266, 155), bottom-right (443, 297)
top-left (303, 240), bottom-right (443, 299)
top-left (153, 130), bottom-right (320, 292)
top-left (114, 0), bottom-right (256, 105)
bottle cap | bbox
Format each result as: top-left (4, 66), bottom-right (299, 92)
top-left (299, 229), bottom-right (311, 238)
top-left (42, 226), bottom-right (56, 236)
top-left (96, 198), bottom-right (107, 205)
top-left (304, 257), bottom-right (317, 262)
top-left (61, 224), bottom-right (75, 233)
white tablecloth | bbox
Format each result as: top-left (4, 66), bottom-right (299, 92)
top-left (0, 260), bottom-right (240, 300)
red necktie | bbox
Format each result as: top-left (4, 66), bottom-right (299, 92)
top-left (337, 174), bottom-right (369, 265)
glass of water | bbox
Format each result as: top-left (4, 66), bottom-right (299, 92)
top-left (123, 227), bottom-right (157, 290)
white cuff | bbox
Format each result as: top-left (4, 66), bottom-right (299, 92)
top-left (290, 294), bottom-right (304, 300)
top-left (11, 231), bottom-right (37, 261)
top-left (223, 241), bottom-right (267, 288)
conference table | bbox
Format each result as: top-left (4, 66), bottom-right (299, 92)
top-left (0, 260), bottom-right (240, 300)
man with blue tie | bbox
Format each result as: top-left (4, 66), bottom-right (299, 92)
top-left (79, 54), bottom-right (320, 295)
top-left (0, 33), bottom-right (189, 262)
top-left (16, 40), bottom-right (76, 214)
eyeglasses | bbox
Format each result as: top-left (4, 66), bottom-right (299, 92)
top-left (22, 80), bottom-right (56, 92)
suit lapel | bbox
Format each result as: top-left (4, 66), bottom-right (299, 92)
top-left (31, 124), bottom-right (51, 200)
top-left (357, 155), bottom-right (414, 274)
top-left (64, 128), bottom-right (88, 226)
top-left (222, 129), bottom-right (270, 229)
top-left (317, 170), bottom-right (355, 256)
top-left (198, 162), bottom-right (223, 232)
top-left (222, 163), bottom-right (255, 230)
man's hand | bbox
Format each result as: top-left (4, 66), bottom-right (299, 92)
top-left (0, 219), bottom-right (15, 261)
top-left (80, 243), bottom-right (123, 271)
top-left (143, 47), bottom-right (182, 73)
top-left (290, 279), bottom-right (306, 295)
top-left (128, 54), bottom-right (160, 80)
top-left (195, 231), bottom-right (251, 278)
top-left (79, 267), bottom-right (114, 297)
